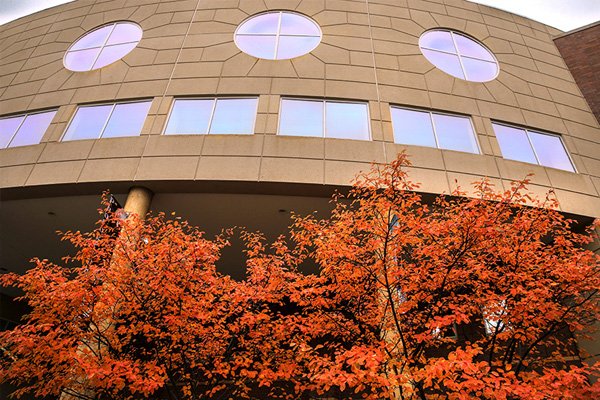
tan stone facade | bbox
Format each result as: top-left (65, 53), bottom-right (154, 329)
top-left (0, 0), bottom-right (599, 220)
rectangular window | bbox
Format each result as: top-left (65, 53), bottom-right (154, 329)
top-left (62, 100), bottom-right (151, 141)
top-left (492, 123), bottom-right (575, 172)
top-left (390, 106), bottom-right (479, 154)
top-left (164, 98), bottom-right (258, 135)
top-left (279, 98), bottom-right (370, 140)
top-left (0, 110), bottom-right (57, 149)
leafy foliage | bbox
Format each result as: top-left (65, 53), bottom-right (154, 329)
top-left (1, 154), bottom-right (599, 399)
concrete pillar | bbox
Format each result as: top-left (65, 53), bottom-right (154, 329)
top-left (123, 186), bottom-right (153, 217)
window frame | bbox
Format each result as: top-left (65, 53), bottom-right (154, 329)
top-left (0, 109), bottom-right (57, 149)
top-left (61, 99), bottom-right (152, 142)
top-left (63, 21), bottom-right (143, 72)
top-left (492, 121), bottom-right (576, 172)
top-left (163, 97), bottom-right (259, 136)
top-left (390, 105), bottom-right (481, 154)
top-left (419, 29), bottom-right (499, 82)
top-left (278, 97), bottom-right (372, 141)
top-left (234, 11), bottom-right (322, 60)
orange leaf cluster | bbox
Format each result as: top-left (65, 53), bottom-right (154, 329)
top-left (1, 153), bottom-right (599, 399)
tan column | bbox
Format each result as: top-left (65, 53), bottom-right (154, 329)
top-left (60, 186), bottom-right (154, 399)
top-left (123, 186), bottom-right (153, 217)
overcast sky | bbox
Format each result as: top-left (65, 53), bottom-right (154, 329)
top-left (0, 0), bottom-right (599, 31)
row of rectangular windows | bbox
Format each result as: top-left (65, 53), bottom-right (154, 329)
top-left (0, 97), bottom-right (575, 172)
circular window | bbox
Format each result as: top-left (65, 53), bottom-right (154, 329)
top-left (64, 22), bottom-right (142, 72)
top-left (234, 11), bottom-right (321, 60)
top-left (419, 30), bottom-right (498, 82)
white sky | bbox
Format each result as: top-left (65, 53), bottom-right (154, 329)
top-left (0, 0), bottom-right (599, 31)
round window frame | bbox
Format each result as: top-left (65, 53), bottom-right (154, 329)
top-left (233, 11), bottom-right (322, 60)
top-left (418, 29), bottom-right (499, 83)
top-left (63, 21), bottom-right (143, 72)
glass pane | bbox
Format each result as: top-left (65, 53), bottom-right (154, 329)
top-left (64, 48), bottom-right (101, 71)
top-left (106, 23), bottom-right (142, 45)
top-left (93, 42), bottom-right (137, 68)
top-left (432, 114), bottom-right (478, 153)
top-left (528, 131), bottom-right (574, 172)
top-left (419, 31), bottom-right (456, 53)
top-left (210, 98), bottom-right (257, 134)
top-left (390, 108), bottom-right (436, 148)
top-left (0, 116), bottom-right (24, 148)
top-left (280, 13), bottom-right (320, 36)
top-left (279, 99), bottom-right (323, 137)
top-left (70, 25), bottom-right (113, 51)
top-left (235, 35), bottom-right (277, 59)
top-left (325, 102), bottom-right (370, 140)
top-left (492, 123), bottom-right (537, 164)
top-left (462, 58), bottom-right (498, 82)
top-left (165, 99), bottom-right (213, 135)
top-left (276, 36), bottom-right (320, 59)
top-left (102, 102), bottom-right (151, 138)
top-left (237, 12), bottom-right (280, 35)
top-left (63, 105), bottom-right (113, 141)
top-left (421, 49), bottom-right (465, 79)
top-left (453, 34), bottom-right (495, 62)
top-left (9, 111), bottom-right (56, 147)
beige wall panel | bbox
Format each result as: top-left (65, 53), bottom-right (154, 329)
top-left (262, 136), bottom-right (325, 160)
top-left (135, 156), bottom-right (199, 180)
top-left (384, 143), bottom-right (446, 170)
top-left (0, 164), bottom-right (35, 187)
top-left (443, 151), bottom-right (500, 177)
top-left (88, 137), bottom-right (149, 159)
top-left (0, 145), bottom-right (44, 167)
top-left (196, 156), bottom-right (261, 181)
top-left (78, 157), bottom-right (141, 182)
top-left (143, 135), bottom-right (205, 157)
top-left (260, 157), bottom-right (324, 184)
top-left (324, 160), bottom-right (370, 186)
top-left (26, 160), bottom-right (85, 185)
top-left (202, 135), bottom-right (264, 157)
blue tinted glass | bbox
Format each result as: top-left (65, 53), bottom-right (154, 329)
top-left (280, 13), bottom-right (320, 35)
top-left (420, 31), bottom-right (456, 53)
top-left (391, 108), bottom-right (436, 147)
top-left (276, 36), bottom-right (320, 59)
top-left (492, 124), bottom-right (537, 164)
top-left (106, 23), bottom-right (142, 45)
top-left (421, 49), bottom-right (465, 79)
top-left (453, 34), bottom-right (494, 61)
top-left (280, 99), bottom-right (323, 137)
top-left (432, 114), bottom-right (478, 153)
top-left (165, 99), bottom-right (213, 135)
top-left (93, 42), bottom-right (137, 68)
top-left (0, 116), bottom-right (24, 148)
top-left (71, 25), bottom-right (113, 51)
top-left (64, 48), bottom-right (100, 72)
top-left (9, 111), bottom-right (56, 147)
top-left (325, 102), bottom-right (370, 140)
top-left (102, 102), bottom-right (151, 138)
top-left (528, 131), bottom-right (574, 172)
top-left (235, 35), bottom-right (277, 59)
top-left (63, 105), bottom-right (113, 141)
top-left (237, 13), bottom-right (280, 35)
top-left (209, 98), bottom-right (257, 134)
top-left (462, 57), bottom-right (498, 82)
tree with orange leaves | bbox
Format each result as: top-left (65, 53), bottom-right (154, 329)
top-left (1, 153), bottom-right (599, 399)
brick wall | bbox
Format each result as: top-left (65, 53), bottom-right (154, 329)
top-left (554, 22), bottom-right (600, 125)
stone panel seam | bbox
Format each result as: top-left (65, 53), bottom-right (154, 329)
top-left (365, 0), bottom-right (386, 160)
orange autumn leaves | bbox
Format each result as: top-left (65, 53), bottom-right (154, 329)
top-left (1, 153), bottom-right (600, 399)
